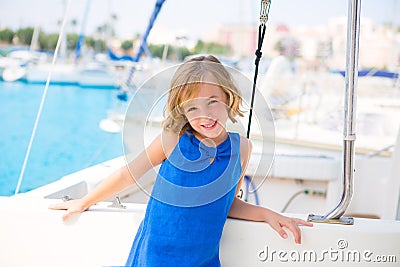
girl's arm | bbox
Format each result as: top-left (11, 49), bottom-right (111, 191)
top-left (228, 198), bottom-right (312, 244)
top-left (228, 136), bottom-right (313, 244)
top-left (49, 131), bottom-right (177, 221)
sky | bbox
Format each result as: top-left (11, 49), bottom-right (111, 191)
top-left (0, 0), bottom-right (399, 41)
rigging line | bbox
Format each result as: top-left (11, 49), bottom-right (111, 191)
top-left (246, 0), bottom-right (270, 139)
top-left (14, 0), bottom-right (73, 195)
top-left (246, 24), bottom-right (266, 139)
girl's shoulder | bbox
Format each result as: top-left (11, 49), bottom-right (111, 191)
top-left (161, 129), bottom-right (180, 158)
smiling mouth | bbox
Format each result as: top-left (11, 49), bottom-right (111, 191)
top-left (202, 120), bottom-right (218, 129)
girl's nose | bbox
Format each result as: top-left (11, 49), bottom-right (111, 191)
top-left (198, 105), bottom-right (210, 118)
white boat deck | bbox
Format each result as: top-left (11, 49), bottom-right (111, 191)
top-left (0, 196), bottom-right (399, 266)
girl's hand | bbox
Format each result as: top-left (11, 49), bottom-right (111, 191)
top-left (265, 212), bottom-right (313, 244)
top-left (48, 199), bottom-right (89, 221)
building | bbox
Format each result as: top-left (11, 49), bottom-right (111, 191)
top-left (204, 17), bottom-right (400, 71)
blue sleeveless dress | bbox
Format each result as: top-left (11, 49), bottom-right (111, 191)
top-left (125, 131), bottom-right (242, 267)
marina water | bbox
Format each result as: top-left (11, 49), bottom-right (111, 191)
top-left (0, 81), bottom-right (123, 196)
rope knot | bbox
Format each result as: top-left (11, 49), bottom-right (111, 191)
top-left (255, 49), bottom-right (262, 58)
top-left (255, 49), bottom-right (262, 65)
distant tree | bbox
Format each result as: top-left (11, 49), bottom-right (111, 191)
top-left (15, 27), bottom-right (34, 45)
top-left (121, 40), bottom-right (133, 52)
top-left (84, 36), bottom-right (106, 52)
top-left (97, 23), bottom-right (114, 39)
top-left (0, 28), bottom-right (14, 44)
top-left (38, 33), bottom-right (59, 51)
top-left (96, 39), bottom-right (107, 52)
top-left (85, 36), bottom-right (95, 49)
top-left (70, 18), bottom-right (78, 33)
top-left (67, 33), bottom-right (79, 50)
top-left (172, 46), bottom-right (191, 61)
top-left (110, 14), bottom-right (118, 36)
top-left (193, 40), bottom-right (232, 55)
top-left (148, 44), bottom-right (191, 61)
top-left (193, 40), bottom-right (206, 52)
top-left (148, 44), bottom-right (166, 58)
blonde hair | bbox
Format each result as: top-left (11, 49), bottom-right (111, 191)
top-left (163, 55), bottom-right (244, 135)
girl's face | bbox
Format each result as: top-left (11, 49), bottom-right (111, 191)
top-left (182, 83), bottom-right (229, 144)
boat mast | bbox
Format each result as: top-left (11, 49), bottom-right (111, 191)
top-left (308, 0), bottom-right (361, 225)
top-left (123, 0), bottom-right (166, 90)
top-left (75, 0), bottom-right (92, 64)
top-left (132, 0), bottom-right (166, 62)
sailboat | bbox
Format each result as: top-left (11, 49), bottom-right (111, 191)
top-left (1, 0), bottom-right (399, 266)
top-left (0, 49), bottom-right (34, 82)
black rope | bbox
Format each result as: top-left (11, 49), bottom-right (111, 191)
top-left (246, 24), bottom-right (267, 139)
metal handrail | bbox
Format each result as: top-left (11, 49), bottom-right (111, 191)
top-left (308, 0), bottom-right (361, 224)
top-left (324, 0), bottom-right (360, 220)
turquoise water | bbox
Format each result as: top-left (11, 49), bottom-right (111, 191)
top-left (0, 81), bottom-right (124, 196)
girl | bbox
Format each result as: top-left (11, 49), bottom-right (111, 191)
top-left (50, 55), bottom-right (312, 266)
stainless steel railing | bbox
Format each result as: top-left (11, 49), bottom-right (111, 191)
top-left (308, 0), bottom-right (361, 225)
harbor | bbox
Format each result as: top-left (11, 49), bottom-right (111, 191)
top-left (1, 0), bottom-right (400, 266)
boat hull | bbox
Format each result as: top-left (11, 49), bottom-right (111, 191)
top-left (0, 197), bottom-right (399, 266)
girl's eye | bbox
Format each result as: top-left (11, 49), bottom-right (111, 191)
top-left (186, 106), bottom-right (197, 113)
top-left (208, 99), bottom-right (218, 105)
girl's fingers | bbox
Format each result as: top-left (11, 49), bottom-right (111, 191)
top-left (63, 210), bottom-right (75, 221)
top-left (268, 217), bottom-right (312, 244)
top-left (284, 221), bottom-right (302, 244)
top-left (269, 221), bottom-right (288, 240)
top-left (49, 200), bottom-right (84, 221)
top-left (283, 218), bottom-right (313, 244)
top-left (48, 202), bottom-right (67, 210)
top-left (294, 218), bottom-right (313, 227)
